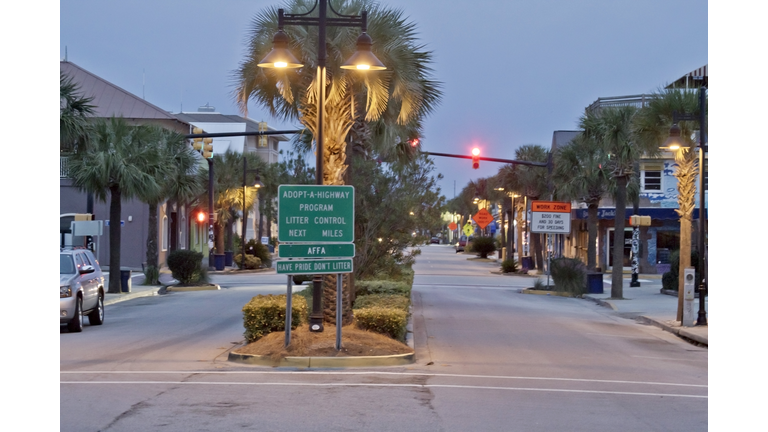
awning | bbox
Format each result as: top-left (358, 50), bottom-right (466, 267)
top-left (573, 208), bottom-right (707, 220)
top-left (666, 64), bottom-right (707, 89)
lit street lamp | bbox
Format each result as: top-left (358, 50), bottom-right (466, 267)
top-left (662, 86), bottom-right (707, 326)
top-left (258, 1), bottom-right (385, 332)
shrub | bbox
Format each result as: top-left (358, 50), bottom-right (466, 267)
top-left (662, 249), bottom-right (701, 291)
top-left (533, 279), bottom-right (548, 290)
top-left (354, 294), bottom-right (410, 312)
top-left (550, 257), bottom-right (588, 296)
top-left (166, 250), bottom-right (207, 285)
top-left (471, 236), bottom-right (496, 258)
top-left (292, 274), bottom-right (314, 285)
top-left (244, 239), bottom-right (272, 267)
top-left (355, 280), bottom-right (411, 297)
top-left (500, 259), bottom-right (518, 273)
top-left (354, 307), bottom-right (408, 342)
top-left (235, 253), bottom-right (262, 270)
top-left (242, 294), bottom-right (308, 343)
top-left (143, 265), bottom-right (160, 285)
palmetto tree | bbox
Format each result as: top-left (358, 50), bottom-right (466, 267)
top-left (138, 127), bottom-right (203, 285)
top-left (60, 72), bottom-right (95, 153)
top-left (499, 144), bottom-right (550, 270)
top-left (634, 88), bottom-right (703, 320)
top-left (552, 133), bottom-right (612, 271)
top-left (68, 118), bottom-right (165, 293)
top-left (234, 0), bottom-right (441, 323)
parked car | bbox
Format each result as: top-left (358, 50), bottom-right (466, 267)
top-left (430, 236), bottom-right (440, 244)
top-left (60, 248), bottom-right (105, 332)
top-left (455, 235), bottom-right (469, 253)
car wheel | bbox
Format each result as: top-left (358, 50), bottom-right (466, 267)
top-left (88, 292), bottom-right (104, 326)
top-left (68, 296), bottom-right (84, 332)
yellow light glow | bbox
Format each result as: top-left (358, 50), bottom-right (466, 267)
top-left (274, 62), bottom-right (288, 68)
top-left (357, 64), bottom-right (371, 70)
top-left (668, 144), bottom-right (681, 150)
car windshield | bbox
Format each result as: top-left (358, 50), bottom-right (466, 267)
top-left (60, 255), bottom-right (76, 275)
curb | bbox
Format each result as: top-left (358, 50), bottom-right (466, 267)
top-left (104, 288), bottom-right (161, 306)
top-left (638, 316), bottom-right (708, 346)
top-left (165, 284), bottom-right (221, 292)
top-left (520, 288), bottom-right (576, 298)
top-left (227, 351), bottom-right (415, 368)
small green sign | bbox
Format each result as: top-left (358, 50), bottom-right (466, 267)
top-left (276, 259), bottom-right (353, 275)
top-left (278, 243), bottom-right (355, 259)
top-left (278, 185), bottom-right (355, 243)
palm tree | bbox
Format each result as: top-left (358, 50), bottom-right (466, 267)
top-left (68, 118), bottom-right (164, 293)
top-left (552, 133), bottom-right (612, 271)
top-left (499, 144), bottom-right (550, 270)
top-left (580, 105), bottom-right (652, 299)
top-left (234, 0), bottom-right (442, 323)
top-left (60, 72), bottom-right (95, 153)
top-left (633, 88), bottom-right (703, 319)
top-left (138, 127), bottom-right (203, 285)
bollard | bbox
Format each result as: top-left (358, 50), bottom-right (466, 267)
top-left (682, 267), bottom-right (695, 327)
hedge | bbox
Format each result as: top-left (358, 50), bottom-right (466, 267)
top-left (353, 294), bottom-right (410, 312)
top-left (354, 306), bottom-right (408, 342)
top-left (355, 280), bottom-right (411, 297)
top-left (242, 294), bottom-right (308, 343)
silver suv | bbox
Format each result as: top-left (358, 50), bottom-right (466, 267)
top-left (60, 248), bottom-right (105, 332)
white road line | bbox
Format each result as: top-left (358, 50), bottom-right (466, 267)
top-left (59, 371), bottom-right (707, 388)
top-left (58, 381), bottom-right (707, 399)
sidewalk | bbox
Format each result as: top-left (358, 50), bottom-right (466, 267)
top-left (101, 269), bottom-right (175, 307)
top-left (580, 274), bottom-right (708, 346)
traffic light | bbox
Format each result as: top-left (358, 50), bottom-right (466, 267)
top-left (471, 147), bottom-right (480, 169)
top-left (202, 138), bottom-right (213, 158)
top-left (196, 211), bottom-right (206, 224)
top-left (192, 127), bottom-right (204, 151)
top-left (409, 137), bottom-right (420, 148)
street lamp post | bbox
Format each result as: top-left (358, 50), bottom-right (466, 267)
top-left (662, 86), bottom-right (707, 326)
top-left (241, 157), bottom-right (263, 269)
top-left (257, 1), bottom-right (386, 332)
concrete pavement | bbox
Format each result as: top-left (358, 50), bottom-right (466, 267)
top-left (579, 274), bottom-right (708, 346)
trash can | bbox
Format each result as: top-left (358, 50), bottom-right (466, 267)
top-left (120, 267), bottom-right (132, 293)
top-left (224, 251), bottom-right (234, 267)
top-left (521, 256), bottom-right (534, 270)
top-left (586, 273), bottom-right (604, 294)
top-left (214, 254), bottom-right (226, 271)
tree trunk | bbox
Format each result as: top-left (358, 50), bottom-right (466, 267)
top-left (532, 233), bottom-right (544, 270)
top-left (611, 175), bottom-right (628, 299)
top-left (587, 200), bottom-right (599, 271)
top-left (145, 201), bottom-right (159, 285)
top-left (322, 274), bottom-right (352, 325)
top-left (258, 214), bottom-right (264, 241)
top-left (678, 217), bottom-right (692, 321)
top-left (108, 185), bottom-right (122, 294)
top-left (215, 222), bottom-right (225, 255)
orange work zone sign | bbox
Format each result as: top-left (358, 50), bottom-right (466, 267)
top-left (531, 201), bottom-right (571, 213)
top-left (472, 208), bottom-right (494, 229)
top-left (448, 222), bottom-right (458, 231)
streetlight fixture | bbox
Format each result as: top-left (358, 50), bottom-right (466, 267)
top-left (661, 86), bottom-right (707, 326)
top-left (241, 157), bottom-right (263, 270)
top-left (257, 1), bottom-right (386, 333)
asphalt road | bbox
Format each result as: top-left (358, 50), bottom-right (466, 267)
top-left (60, 245), bottom-right (707, 431)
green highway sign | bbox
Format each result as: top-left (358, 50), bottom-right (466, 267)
top-left (278, 243), bottom-right (355, 259)
top-left (276, 259), bottom-right (353, 275)
top-left (278, 185), bottom-right (354, 243)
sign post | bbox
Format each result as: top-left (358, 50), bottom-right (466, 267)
top-left (277, 184), bottom-right (355, 347)
top-left (530, 201), bottom-right (572, 287)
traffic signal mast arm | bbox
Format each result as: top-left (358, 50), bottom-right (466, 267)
top-left (423, 151), bottom-right (548, 168)
top-left (185, 130), bottom-right (307, 139)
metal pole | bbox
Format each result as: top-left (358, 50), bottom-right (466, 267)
top-left (697, 86), bottom-right (707, 326)
top-left (310, 0), bottom-right (328, 333)
top-left (336, 273), bottom-right (342, 350)
top-left (285, 275), bottom-right (293, 347)
top-left (242, 157), bottom-right (247, 269)
top-left (207, 158), bottom-right (214, 271)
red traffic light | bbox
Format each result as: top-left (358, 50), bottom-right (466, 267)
top-left (409, 138), bottom-right (420, 147)
top-left (471, 147), bottom-right (480, 169)
top-left (196, 212), bottom-right (206, 223)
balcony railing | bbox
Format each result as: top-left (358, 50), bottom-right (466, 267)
top-left (585, 94), bottom-right (652, 115)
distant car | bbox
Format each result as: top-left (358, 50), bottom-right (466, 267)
top-left (455, 235), bottom-right (468, 253)
top-left (60, 248), bottom-right (105, 332)
top-left (430, 237), bottom-right (440, 244)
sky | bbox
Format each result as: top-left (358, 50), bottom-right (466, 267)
top-left (57, 0), bottom-right (709, 200)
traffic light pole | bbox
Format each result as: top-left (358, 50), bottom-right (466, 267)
top-left (423, 151), bottom-right (548, 168)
